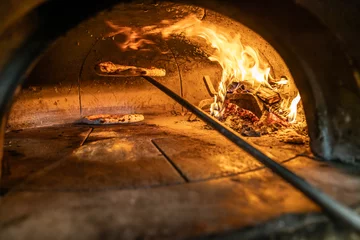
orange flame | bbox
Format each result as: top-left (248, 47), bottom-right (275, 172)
top-left (287, 93), bottom-right (301, 123)
top-left (156, 16), bottom-right (273, 116)
top-left (274, 79), bottom-right (289, 85)
top-left (106, 15), bottom-right (300, 121)
top-left (105, 21), bottom-right (155, 51)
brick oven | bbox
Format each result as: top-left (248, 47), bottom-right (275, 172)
top-left (0, 0), bottom-right (360, 239)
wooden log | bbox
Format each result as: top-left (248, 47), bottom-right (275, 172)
top-left (227, 81), bottom-right (253, 93)
top-left (203, 75), bottom-right (217, 96)
top-left (227, 93), bottom-right (264, 118)
top-left (256, 87), bottom-right (281, 104)
top-left (96, 61), bottom-right (166, 77)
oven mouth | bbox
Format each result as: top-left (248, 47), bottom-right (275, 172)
top-left (7, 2), bottom-right (309, 146)
top-left (2, 0), bottom-right (360, 163)
top-left (1, 0), bottom-right (360, 239)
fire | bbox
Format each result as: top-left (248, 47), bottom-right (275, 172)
top-left (287, 93), bottom-right (301, 123)
top-left (106, 15), bottom-right (301, 122)
top-left (106, 21), bottom-right (155, 51)
top-left (274, 77), bottom-right (289, 85)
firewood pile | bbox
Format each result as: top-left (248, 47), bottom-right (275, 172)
top-left (200, 76), bottom-right (308, 144)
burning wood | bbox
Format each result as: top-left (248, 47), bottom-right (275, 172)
top-left (81, 114), bottom-right (144, 125)
top-left (101, 15), bottom-right (306, 141)
top-left (256, 87), bottom-right (281, 104)
top-left (227, 81), bottom-right (253, 94)
top-left (96, 61), bottom-right (166, 77)
top-left (197, 73), bottom-right (306, 139)
top-left (227, 93), bottom-right (263, 118)
top-left (103, 15), bottom-right (303, 125)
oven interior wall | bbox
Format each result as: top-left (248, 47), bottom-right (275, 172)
top-left (1, 1), bottom-right (360, 238)
top-left (6, 2), bottom-right (297, 130)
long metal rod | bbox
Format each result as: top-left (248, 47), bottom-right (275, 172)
top-left (142, 76), bottom-right (360, 232)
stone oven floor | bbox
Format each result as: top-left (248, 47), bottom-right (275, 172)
top-left (1, 115), bottom-right (360, 239)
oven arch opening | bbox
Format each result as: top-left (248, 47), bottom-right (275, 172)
top-left (1, 0), bottom-right (359, 168)
top-left (1, 1), bottom-right (360, 238)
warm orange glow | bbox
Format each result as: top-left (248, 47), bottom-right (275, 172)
top-left (106, 21), bottom-right (155, 51)
top-left (274, 79), bottom-right (289, 85)
top-left (106, 15), bottom-right (301, 122)
top-left (287, 93), bottom-right (301, 123)
top-left (154, 15), bottom-right (272, 117)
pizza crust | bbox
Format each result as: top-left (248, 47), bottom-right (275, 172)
top-left (81, 114), bottom-right (144, 125)
top-left (96, 61), bottom-right (166, 77)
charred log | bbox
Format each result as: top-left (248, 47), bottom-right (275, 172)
top-left (227, 92), bottom-right (263, 118)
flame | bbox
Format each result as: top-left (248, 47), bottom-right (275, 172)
top-left (287, 93), bottom-right (301, 123)
top-left (274, 79), bottom-right (288, 85)
top-left (106, 15), bottom-right (300, 121)
top-left (149, 15), bottom-right (272, 116)
top-left (105, 21), bottom-right (155, 50)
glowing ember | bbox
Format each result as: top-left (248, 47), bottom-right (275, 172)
top-left (287, 93), bottom-right (301, 123)
top-left (106, 15), bottom-right (302, 123)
